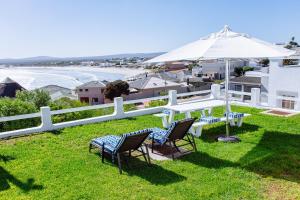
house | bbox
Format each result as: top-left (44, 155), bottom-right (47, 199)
top-left (229, 76), bottom-right (262, 101)
top-left (0, 77), bottom-right (25, 98)
top-left (38, 85), bottom-right (77, 100)
top-left (228, 58), bottom-right (300, 110)
top-left (165, 62), bottom-right (189, 72)
top-left (267, 60), bottom-right (300, 110)
top-left (75, 81), bottom-right (107, 105)
top-left (126, 77), bottom-right (187, 100)
top-left (192, 59), bottom-right (249, 80)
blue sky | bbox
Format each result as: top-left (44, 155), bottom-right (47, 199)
top-left (0, 0), bottom-right (299, 58)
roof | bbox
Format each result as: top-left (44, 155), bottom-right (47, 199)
top-left (76, 81), bottom-right (106, 89)
top-left (39, 85), bottom-right (72, 95)
top-left (129, 77), bottom-right (180, 90)
top-left (0, 77), bottom-right (25, 98)
top-left (1, 77), bottom-right (16, 84)
top-left (38, 85), bottom-right (76, 100)
top-left (230, 76), bottom-right (261, 85)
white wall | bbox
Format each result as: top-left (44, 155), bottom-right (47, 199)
top-left (268, 60), bottom-right (300, 110)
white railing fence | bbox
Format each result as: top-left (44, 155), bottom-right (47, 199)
top-left (0, 84), bottom-right (260, 139)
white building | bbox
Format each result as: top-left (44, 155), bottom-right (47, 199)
top-left (267, 60), bottom-right (300, 110)
top-left (192, 59), bottom-right (249, 79)
top-left (232, 59), bottom-right (300, 111)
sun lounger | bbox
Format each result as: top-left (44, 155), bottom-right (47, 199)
top-left (89, 129), bottom-right (152, 174)
top-left (148, 118), bottom-right (196, 160)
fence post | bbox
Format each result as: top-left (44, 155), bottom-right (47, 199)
top-left (40, 106), bottom-right (53, 131)
top-left (211, 84), bottom-right (221, 99)
top-left (168, 90), bottom-right (177, 106)
top-left (113, 97), bottom-right (125, 117)
top-left (251, 88), bottom-right (261, 106)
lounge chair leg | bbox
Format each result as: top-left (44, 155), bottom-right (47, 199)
top-left (144, 144), bottom-right (151, 165)
top-left (123, 154), bottom-right (130, 168)
top-left (140, 146), bottom-right (148, 164)
top-left (112, 154), bottom-right (115, 164)
top-left (89, 143), bottom-right (92, 152)
top-left (117, 153), bottom-right (122, 174)
top-left (191, 134), bottom-right (197, 152)
top-left (173, 141), bottom-right (180, 152)
top-left (169, 141), bottom-right (175, 160)
top-left (101, 147), bottom-right (105, 163)
top-left (151, 139), bottom-right (154, 153)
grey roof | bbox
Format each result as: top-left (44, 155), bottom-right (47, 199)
top-left (1, 77), bottom-right (16, 84)
top-left (76, 81), bottom-right (106, 88)
top-left (0, 77), bottom-right (25, 98)
top-left (38, 85), bottom-right (72, 95)
top-left (230, 76), bottom-right (261, 85)
top-left (38, 85), bottom-right (76, 100)
top-left (129, 77), bottom-right (180, 90)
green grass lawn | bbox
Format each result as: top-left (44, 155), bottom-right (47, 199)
top-left (1, 106), bottom-right (300, 200)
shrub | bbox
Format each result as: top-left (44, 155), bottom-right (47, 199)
top-left (50, 97), bottom-right (95, 123)
top-left (16, 89), bottom-right (51, 109)
top-left (0, 98), bottom-right (39, 131)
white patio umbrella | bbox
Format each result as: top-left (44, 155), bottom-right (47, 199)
top-left (146, 25), bottom-right (295, 141)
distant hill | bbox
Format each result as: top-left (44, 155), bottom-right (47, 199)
top-left (0, 52), bottom-right (164, 65)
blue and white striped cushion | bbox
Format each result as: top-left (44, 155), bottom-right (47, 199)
top-left (162, 109), bottom-right (171, 115)
top-left (224, 112), bottom-right (244, 119)
top-left (199, 116), bottom-right (221, 124)
top-left (91, 129), bottom-right (151, 154)
top-left (91, 135), bottom-right (121, 153)
top-left (148, 121), bottom-right (179, 144)
top-left (114, 129), bottom-right (151, 151)
top-left (148, 127), bottom-right (169, 144)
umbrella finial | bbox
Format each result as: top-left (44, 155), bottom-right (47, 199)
top-left (223, 25), bottom-right (231, 32)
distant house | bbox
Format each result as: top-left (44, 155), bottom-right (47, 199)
top-left (165, 62), bottom-right (189, 72)
top-left (229, 76), bottom-right (262, 101)
top-left (192, 59), bottom-right (249, 80)
top-left (75, 81), bottom-right (107, 105)
top-left (126, 77), bottom-right (187, 100)
top-left (38, 85), bottom-right (77, 100)
top-left (0, 77), bottom-right (25, 98)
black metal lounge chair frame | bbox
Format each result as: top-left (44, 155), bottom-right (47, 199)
top-left (151, 118), bottom-right (197, 160)
top-left (89, 130), bottom-right (152, 174)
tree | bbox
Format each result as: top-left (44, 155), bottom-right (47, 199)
top-left (16, 89), bottom-right (51, 108)
top-left (234, 67), bottom-right (244, 76)
top-left (104, 80), bottom-right (130, 100)
top-left (259, 58), bottom-right (270, 67)
top-left (187, 61), bottom-right (199, 71)
top-left (285, 36), bottom-right (300, 49)
top-left (234, 66), bottom-right (254, 77)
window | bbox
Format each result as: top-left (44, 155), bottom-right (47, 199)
top-left (282, 99), bottom-right (295, 110)
top-left (80, 97), bottom-right (89, 103)
top-left (101, 89), bottom-right (104, 93)
top-left (92, 98), bottom-right (99, 103)
top-left (79, 89), bottom-right (83, 92)
top-left (85, 89), bottom-right (88, 92)
top-left (233, 84), bottom-right (242, 91)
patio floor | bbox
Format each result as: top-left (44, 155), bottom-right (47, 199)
top-left (1, 105), bottom-right (300, 200)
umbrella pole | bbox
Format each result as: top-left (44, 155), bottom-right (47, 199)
top-left (217, 59), bottom-right (240, 142)
top-left (225, 59), bottom-right (230, 137)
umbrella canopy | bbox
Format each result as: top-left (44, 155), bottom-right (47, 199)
top-left (146, 25), bottom-right (295, 63)
top-left (145, 25), bottom-right (295, 141)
